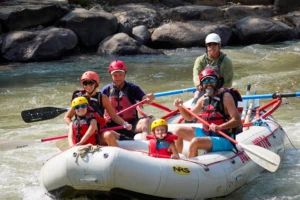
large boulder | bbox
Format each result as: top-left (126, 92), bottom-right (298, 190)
top-left (1, 27), bottom-right (78, 62)
top-left (225, 5), bottom-right (273, 20)
top-left (274, 0), bottom-right (300, 14)
top-left (285, 11), bottom-right (300, 32)
top-left (56, 8), bottom-right (118, 47)
top-left (151, 21), bottom-right (232, 49)
top-left (0, 4), bottom-right (69, 31)
top-left (230, 0), bottom-right (273, 5)
top-left (112, 3), bottom-right (162, 28)
top-left (163, 6), bottom-right (223, 21)
top-left (132, 25), bottom-right (151, 45)
top-left (97, 33), bottom-right (163, 55)
top-left (235, 16), bottom-right (299, 45)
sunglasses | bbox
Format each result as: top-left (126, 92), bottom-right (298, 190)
top-left (74, 104), bottom-right (88, 110)
top-left (206, 43), bottom-right (219, 47)
top-left (82, 81), bottom-right (95, 86)
top-left (202, 78), bottom-right (216, 85)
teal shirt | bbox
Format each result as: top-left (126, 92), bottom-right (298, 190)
top-left (193, 52), bottom-right (233, 87)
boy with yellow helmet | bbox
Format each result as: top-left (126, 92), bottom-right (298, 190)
top-left (68, 97), bottom-right (99, 147)
top-left (147, 119), bottom-right (179, 159)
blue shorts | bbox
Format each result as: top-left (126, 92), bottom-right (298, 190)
top-left (195, 127), bottom-right (233, 152)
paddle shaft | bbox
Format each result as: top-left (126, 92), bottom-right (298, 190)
top-left (0, 126), bottom-right (124, 151)
top-left (242, 92), bottom-right (300, 100)
top-left (180, 105), bottom-right (238, 145)
top-left (180, 105), bottom-right (280, 168)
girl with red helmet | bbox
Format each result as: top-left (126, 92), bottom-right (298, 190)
top-left (173, 68), bottom-right (242, 158)
top-left (101, 60), bottom-right (155, 140)
top-left (64, 70), bottom-right (132, 147)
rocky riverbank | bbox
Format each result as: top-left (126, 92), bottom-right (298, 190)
top-left (0, 0), bottom-right (300, 63)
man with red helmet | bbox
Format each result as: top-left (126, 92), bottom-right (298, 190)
top-left (101, 60), bottom-right (155, 140)
top-left (64, 71), bottom-right (132, 147)
top-left (173, 68), bottom-right (242, 158)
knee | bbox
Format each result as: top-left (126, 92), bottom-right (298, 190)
top-left (189, 137), bottom-right (200, 150)
top-left (103, 131), bottom-right (115, 141)
top-left (172, 127), bottom-right (183, 137)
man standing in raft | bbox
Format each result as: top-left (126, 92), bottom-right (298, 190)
top-left (193, 33), bottom-right (234, 104)
top-left (173, 68), bottom-right (242, 158)
top-left (147, 119), bottom-right (179, 159)
top-left (101, 60), bottom-right (155, 140)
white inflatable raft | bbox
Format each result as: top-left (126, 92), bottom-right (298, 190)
top-left (39, 103), bottom-right (286, 199)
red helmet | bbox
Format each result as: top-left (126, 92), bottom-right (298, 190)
top-left (199, 68), bottom-right (219, 83)
top-left (108, 60), bottom-right (127, 74)
top-left (80, 71), bottom-right (99, 85)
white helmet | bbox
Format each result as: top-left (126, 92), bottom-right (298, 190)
top-left (205, 33), bottom-right (221, 44)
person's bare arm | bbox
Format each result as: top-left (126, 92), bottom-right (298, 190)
top-left (169, 142), bottom-right (180, 159)
top-left (64, 108), bottom-right (75, 126)
top-left (174, 97), bottom-right (204, 121)
top-left (210, 92), bottom-right (241, 131)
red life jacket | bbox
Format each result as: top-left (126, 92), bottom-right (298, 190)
top-left (72, 114), bottom-right (98, 145)
top-left (104, 83), bottom-right (137, 121)
top-left (72, 90), bottom-right (106, 128)
top-left (147, 133), bottom-right (178, 158)
top-left (199, 88), bottom-right (242, 137)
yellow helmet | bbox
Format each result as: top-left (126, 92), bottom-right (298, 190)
top-left (151, 119), bottom-right (168, 132)
top-left (71, 97), bottom-right (88, 108)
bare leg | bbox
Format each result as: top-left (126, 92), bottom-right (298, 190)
top-left (172, 126), bottom-right (196, 153)
top-left (100, 131), bottom-right (119, 147)
top-left (188, 137), bottom-right (212, 158)
top-left (135, 118), bottom-right (152, 140)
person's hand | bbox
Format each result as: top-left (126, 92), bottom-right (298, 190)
top-left (196, 85), bottom-right (202, 91)
top-left (123, 121), bottom-right (132, 130)
top-left (209, 123), bottom-right (220, 132)
top-left (171, 154), bottom-right (180, 159)
top-left (145, 93), bottom-right (155, 103)
top-left (173, 98), bottom-right (183, 108)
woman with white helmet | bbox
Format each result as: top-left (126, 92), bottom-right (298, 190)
top-left (192, 33), bottom-right (234, 104)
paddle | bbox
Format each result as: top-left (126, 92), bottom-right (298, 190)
top-left (21, 99), bottom-right (148, 123)
top-left (242, 92), bottom-right (300, 100)
top-left (180, 105), bottom-right (280, 172)
top-left (0, 126), bottom-right (124, 151)
top-left (21, 107), bottom-right (69, 123)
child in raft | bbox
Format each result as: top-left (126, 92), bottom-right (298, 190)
top-left (68, 96), bottom-right (104, 147)
top-left (147, 119), bottom-right (180, 159)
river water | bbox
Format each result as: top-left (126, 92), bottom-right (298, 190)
top-left (1, 41), bottom-right (300, 200)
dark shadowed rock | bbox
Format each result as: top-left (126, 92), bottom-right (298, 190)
top-left (112, 3), bottom-right (162, 28)
top-left (274, 0), bottom-right (300, 14)
top-left (230, 0), bottom-right (273, 5)
top-left (132, 25), bottom-right (150, 45)
top-left (97, 32), bottom-right (163, 55)
top-left (151, 21), bottom-right (232, 49)
top-left (1, 27), bottom-right (77, 62)
top-left (117, 22), bottom-right (133, 36)
top-left (56, 8), bottom-right (118, 47)
top-left (285, 11), bottom-right (300, 29)
top-left (163, 6), bottom-right (223, 21)
top-left (0, 4), bottom-right (69, 31)
top-left (225, 5), bottom-right (273, 20)
top-left (235, 16), bottom-right (299, 45)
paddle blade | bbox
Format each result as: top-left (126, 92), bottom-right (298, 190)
top-left (240, 144), bottom-right (280, 172)
top-left (0, 140), bottom-right (40, 151)
top-left (21, 107), bottom-right (68, 123)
